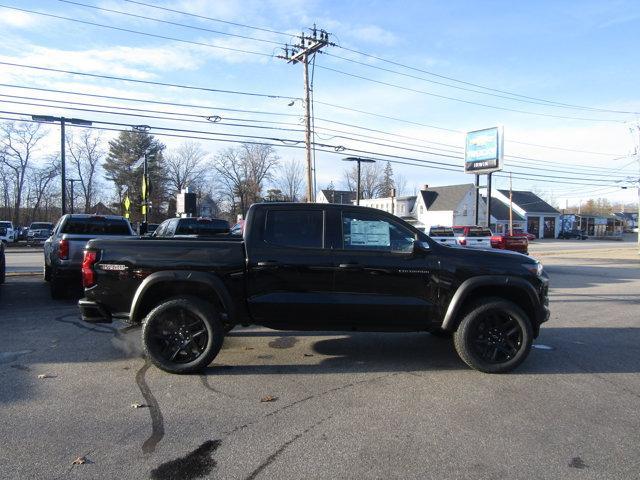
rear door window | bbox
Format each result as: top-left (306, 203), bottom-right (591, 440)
top-left (467, 227), bottom-right (492, 237)
top-left (264, 210), bottom-right (324, 248)
top-left (61, 217), bottom-right (132, 235)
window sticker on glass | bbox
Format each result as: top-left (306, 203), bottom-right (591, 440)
top-left (348, 220), bottom-right (390, 247)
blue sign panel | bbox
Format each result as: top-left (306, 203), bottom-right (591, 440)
top-left (465, 126), bottom-right (503, 174)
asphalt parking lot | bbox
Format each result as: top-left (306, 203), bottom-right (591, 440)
top-left (1, 246), bottom-right (639, 479)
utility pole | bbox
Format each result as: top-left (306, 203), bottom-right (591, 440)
top-left (509, 172), bottom-right (513, 236)
top-left (67, 178), bottom-right (80, 214)
top-left (279, 25), bottom-right (331, 203)
top-left (31, 115), bottom-right (92, 215)
top-left (486, 173), bottom-right (493, 229)
top-left (474, 174), bottom-right (480, 225)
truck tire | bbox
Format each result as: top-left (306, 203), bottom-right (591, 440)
top-left (49, 271), bottom-right (66, 299)
top-left (453, 298), bottom-right (533, 373)
top-left (142, 296), bottom-right (224, 374)
top-left (44, 265), bottom-right (51, 282)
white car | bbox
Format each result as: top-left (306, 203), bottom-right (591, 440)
top-left (425, 226), bottom-right (459, 246)
top-left (452, 226), bottom-right (493, 249)
top-left (0, 221), bottom-right (16, 244)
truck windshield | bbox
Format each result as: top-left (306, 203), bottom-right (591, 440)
top-left (467, 227), bottom-right (492, 237)
top-left (30, 223), bottom-right (53, 230)
top-left (62, 218), bottom-right (131, 235)
top-left (175, 219), bottom-right (230, 236)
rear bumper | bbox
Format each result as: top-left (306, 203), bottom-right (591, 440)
top-left (78, 299), bottom-right (112, 323)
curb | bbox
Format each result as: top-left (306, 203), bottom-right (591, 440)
top-left (6, 271), bottom-right (41, 277)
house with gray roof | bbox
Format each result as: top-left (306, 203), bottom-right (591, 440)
top-left (482, 196), bottom-right (526, 234)
top-left (317, 189), bottom-right (356, 205)
top-left (493, 190), bottom-right (561, 239)
top-left (361, 184), bottom-right (484, 231)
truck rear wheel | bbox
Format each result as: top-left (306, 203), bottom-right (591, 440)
top-left (142, 296), bottom-right (224, 374)
top-left (49, 271), bottom-right (66, 299)
top-left (453, 298), bottom-right (532, 373)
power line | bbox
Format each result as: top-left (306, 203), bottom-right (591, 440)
top-left (0, 94), bottom-right (306, 132)
top-left (2, 109), bottom-right (623, 187)
top-left (57, 0), bottom-right (283, 46)
top-left (325, 52), bottom-right (638, 116)
top-left (0, 5), bottom-right (275, 59)
top-left (0, 83), bottom-right (301, 118)
top-left (114, 0), bottom-right (637, 117)
top-left (0, 61), bottom-right (299, 100)
top-left (316, 64), bottom-right (624, 123)
top-left (120, 0), bottom-right (292, 38)
top-left (331, 45), bottom-right (640, 116)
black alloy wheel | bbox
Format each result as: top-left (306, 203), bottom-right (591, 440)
top-left (142, 296), bottom-right (224, 374)
top-left (469, 312), bottom-right (522, 364)
top-left (147, 308), bottom-right (209, 364)
top-left (454, 298), bottom-right (533, 373)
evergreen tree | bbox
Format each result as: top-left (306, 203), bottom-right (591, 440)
top-left (104, 129), bottom-right (166, 222)
top-left (380, 161), bottom-right (395, 197)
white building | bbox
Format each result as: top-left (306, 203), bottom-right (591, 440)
top-left (360, 184), bottom-right (484, 231)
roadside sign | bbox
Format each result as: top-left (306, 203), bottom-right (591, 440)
top-left (123, 194), bottom-right (131, 219)
top-left (465, 126), bottom-right (503, 174)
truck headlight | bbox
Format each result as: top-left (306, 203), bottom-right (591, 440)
top-left (523, 261), bottom-right (543, 276)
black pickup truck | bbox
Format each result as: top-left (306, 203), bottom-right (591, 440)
top-left (79, 203), bottom-right (549, 374)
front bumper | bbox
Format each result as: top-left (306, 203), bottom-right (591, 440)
top-left (78, 299), bottom-right (112, 323)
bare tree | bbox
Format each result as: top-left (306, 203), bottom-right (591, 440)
top-left (342, 162), bottom-right (385, 199)
top-left (66, 130), bottom-right (104, 212)
top-left (0, 121), bottom-right (46, 224)
top-left (214, 143), bottom-right (280, 216)
top-left (164, 141), bottom-right (209, 195)
top-left (26, 155), bottom-right (59, 222)
top-left (394, 173), bottom-right (408, 196)
top-left (276, 158), bottom-right (304, 201)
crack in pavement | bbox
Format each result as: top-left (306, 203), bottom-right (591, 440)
top-left (223, 372), bottom-right (399, 438)
top-left (244, 415), bottom-right (333, 480)
top-left (53, 313), bottom-right (115, 334)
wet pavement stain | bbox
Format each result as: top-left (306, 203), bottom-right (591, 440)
top-left (9, 363), bottom-right (30, 371)
top-left (268, 337), bottom-right (298, 349)
top-left (150, 440), bottom-right (221, 480)
top-left (0, 350), bottom-right (33, 364)
top-left (135, 360), bottom-right (165, 454)
top-left (569, 457), bottom-right (587, 469)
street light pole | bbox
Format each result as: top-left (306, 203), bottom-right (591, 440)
top-left (31, 115), bottom-right (92, 216)
top-left (343, 157), bottom-right (376, 205)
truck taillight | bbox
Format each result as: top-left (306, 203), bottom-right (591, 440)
top-left (82, 250), bottom-right (98, 288)
top-left (458, 238), bottom-right (467, 246)
top-left (59, 239), bottom-right (69, 260)
top-left (491, 235), bottom-right (505, 249)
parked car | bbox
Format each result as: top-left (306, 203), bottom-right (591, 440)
top-left (426, 226), bottom-right (459, 246)
top-left (27, 222), bottom-right (54, 246)
top-left (44, 214), bottom-right (135, 298)
top-left (230, 220), bottom-right (245, 236)
top-left (79, 203), bottom-right (550, 375)
top-left (152, 217), bottom-right (230, 238)
top-left (558, 229), bottom-right (587, 240)
top-left (452, 226), bottom-right (493, 249)
top-left (0, 221), bottom-right (16, 244)
top-left (0, 240), bottom-right (5, 284)
top-left (491, 233), bottom-right (529, 255)
top-left (513, 228), bottom-right (536, 242)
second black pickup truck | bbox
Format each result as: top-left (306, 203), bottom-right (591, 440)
top-left (79, 203), bottom-right (549, 374)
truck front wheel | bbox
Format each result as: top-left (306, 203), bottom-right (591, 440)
top-left (453, 298), bottom-right (533, 373)
top-left (142, 296), bottom-right (224, 374)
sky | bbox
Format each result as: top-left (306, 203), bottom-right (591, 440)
top-left (1, 0), bottom-right (639, 208)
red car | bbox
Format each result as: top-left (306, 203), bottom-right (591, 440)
top-left (491, 233), bottom-right (529, 255)
top-left (513, 228), bottom-right (535, 242)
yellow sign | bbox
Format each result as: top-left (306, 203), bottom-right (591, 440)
top-left (123, 194), bottom-right (131, 218)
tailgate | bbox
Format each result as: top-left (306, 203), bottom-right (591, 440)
top-left (466, 237), bottom-right (492, 248)
top-left (63, 234), bottom-right (135, 266)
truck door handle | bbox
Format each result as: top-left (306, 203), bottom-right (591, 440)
top-left (338, 263), bottom-right (361, 270)
top-left (257, 261), bottom-right (279, 267)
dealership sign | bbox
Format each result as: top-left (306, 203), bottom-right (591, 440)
top-left (464, 126), bottom-right (503, 174)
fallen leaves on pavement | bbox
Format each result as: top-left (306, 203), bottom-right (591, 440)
top-left (260, 395), bottom-right (277, 403)
top-left (131, 403), bottom-right (146, 409)
top-left (72, 457), bottom-right (86, 465)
